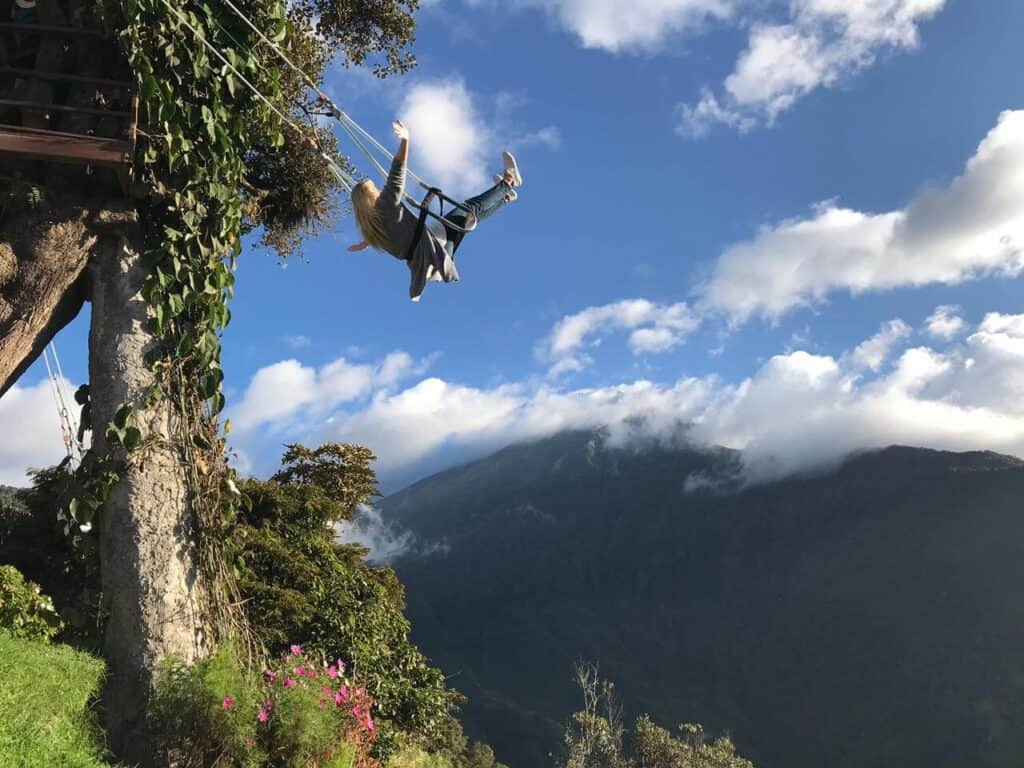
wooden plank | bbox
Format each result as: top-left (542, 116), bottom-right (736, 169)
top-left (0, 126), bottom-right (131, 165)
top-left (0, 98), bottom-right (130, 118)
top-left (0, 66), bottom-right (132, 90)
top-left (0, 22), bottom-right (108, 38)
top-left (0, 123), bottom-right (127, 141)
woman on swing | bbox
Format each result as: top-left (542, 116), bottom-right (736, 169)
top-left (348, 119), bottom-right (523, 301)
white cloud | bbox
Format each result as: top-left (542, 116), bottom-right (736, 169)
top-left (228, 351), bottom-right (423, 434)
top-left (336, 504), bottom-right (417, 564)
top-left (395, 79), bottom-right (561, 196)
top-left (340, 313), bottom-right (1024, 488)
top-left (542, 299), bottom-right (700, 375)
top-left (700, 111), bottom-right (1024, 322)
top-left (926, 305), bottom-right (965, 340)
top-left (228, 311), bottom-right (1024, 491)
top-left (399, 79), bottom-right (492, 194)
top-left (517, 0), bottom-right (737, 53)
top-left (678, 0), bottom-right (946, 136)
top-left (850, 318), bottom-right (912, 371)
top-left (326, 376), bottom-right (714, 487)
top-left (508, 125), bottom-right (563, 153)
top-left (0, 378), bottom-right (76, 486)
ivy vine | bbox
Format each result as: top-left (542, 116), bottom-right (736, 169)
top-left (62, 0), bottom-right (295, 643)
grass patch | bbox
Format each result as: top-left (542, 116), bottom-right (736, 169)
top-left (0, 633), bottom-right (115, 767)
top-left (387, 747), bottom-right (453, 768)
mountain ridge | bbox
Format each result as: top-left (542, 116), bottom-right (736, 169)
top-left (381, 432), bottom-right (1024, 768)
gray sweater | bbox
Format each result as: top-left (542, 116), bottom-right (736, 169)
top-left (377, 152), bottom-right (460, 301)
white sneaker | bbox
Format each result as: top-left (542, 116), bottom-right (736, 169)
top-left (502, 151), bottom-right (522, 187)
top-left (506, 188), bottom-right (518, 202)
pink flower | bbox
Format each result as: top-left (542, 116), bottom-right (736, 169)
top-left (222, 696), bottom-right (235, 710)
top-left (264, 670), bottom-right (277, 681)
top-left (334, 692), bottom-right (345, 706)
top-left (366, 716), bottom-right (375, 732)
top-left (337, 685), bottom-right (350, 702)
top-left (353, 705), bottom-right (364, 719)
top-left (257, 708), bottom-right (269, 723)
top-left (323, 686), bottom-right (333, 697)
top-left (336, 659), bottom-right (346, 672)
top-left (283, 677), bottom-right (296, 688)
top-left (326, 665), bottom-right (339, 679)
top-left (295, 666), bottom-right (306, 677)
top-left (290, 644), bottom-right (303, 655)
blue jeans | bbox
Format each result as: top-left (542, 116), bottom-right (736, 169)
top-left (445, 179), bottom-right (513, 234)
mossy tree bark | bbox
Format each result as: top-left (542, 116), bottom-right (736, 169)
top-left (0, 205), bottom-right (92, 398)
top-left (88, 228), bottom-right (206, 765)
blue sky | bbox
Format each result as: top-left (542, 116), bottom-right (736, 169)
top-left (3, 0), bottom-right (1024, 491)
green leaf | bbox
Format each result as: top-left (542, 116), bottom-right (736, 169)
top-left (114, 404), bottom-right (132, 430)
top-left (167, 293), bottom-right (185, 317)
top-left (123, 426), bottom-right (142, 452)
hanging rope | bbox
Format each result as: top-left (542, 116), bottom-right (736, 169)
top-left (156, 0), bottom-right (474, 227)
top-left (42, 343), bottom-right (82, 464)
top-left (214, 0), bottom-right (432, 190)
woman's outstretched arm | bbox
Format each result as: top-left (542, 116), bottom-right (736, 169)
top-left (380, 120), bottom-right (410, 209)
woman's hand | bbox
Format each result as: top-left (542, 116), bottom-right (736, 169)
top-left (392, 119), bottom-right (410, 141)
top-left (348, 241), bottom-right (369, 252)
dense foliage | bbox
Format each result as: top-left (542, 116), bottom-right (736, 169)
top-left (0, 566), bottom-right (61, 642)
top-left (152, 644), bottom-right (374, 767)
top-left (2, 448), bottom-right (505, 766)
top-left (633, 719), bottom-right (753, 768)
top-left (560, 664), bottom-right (755, 768)
top-left (228, 445), bottom-right (459, 761)
top-left (0, 469), bottom-right (103, 649)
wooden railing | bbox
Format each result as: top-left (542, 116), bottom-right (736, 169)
top-left (0, 21), bottom-right (137, 168)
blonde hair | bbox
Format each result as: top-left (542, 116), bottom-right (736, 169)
top-left (351, 180), bottom-right (390, 251)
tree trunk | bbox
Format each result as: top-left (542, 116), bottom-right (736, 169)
top-left (0, 206), bottom-right (92, 398)
top-left (89, 231), bottom-right (206, 765)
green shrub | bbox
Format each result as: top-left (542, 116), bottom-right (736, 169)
top-left (0, 633), bottom-right (115, 767)
top-left (0, 565), bottom-right (62, 641)
top-left (560, 664), bottom-right (756, 768)
top-left (152, 644), bottom-right (375, 768)
top-left (633, 718), bottom-right (754, 768)
top-left (230, 445), bottom-right (457, 758)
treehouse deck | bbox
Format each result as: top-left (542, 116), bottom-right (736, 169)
top-left (0, 17), bottom-right (137, 171)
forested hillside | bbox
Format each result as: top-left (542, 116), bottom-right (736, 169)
top-left (383, 431), bottom-right (1024, 768)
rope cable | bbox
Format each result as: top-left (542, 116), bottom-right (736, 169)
top-left (42, 346), bottom-right (75, 460)
top-left (213, 0), bottom-right (431, 189)
top-left (48, 342), bottom-right (82, 455)
top-left (156, 0), bottom-right (471, 225)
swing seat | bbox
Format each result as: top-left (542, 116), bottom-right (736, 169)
top-left (405, 183), bottom-right (478, 262)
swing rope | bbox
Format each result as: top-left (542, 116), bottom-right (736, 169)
top-left (42, 343), bottom-right (83, 464)
top-left (156, 0), bottom-right (477, 230)
top-left (213, 0), bottom-right (451, 195)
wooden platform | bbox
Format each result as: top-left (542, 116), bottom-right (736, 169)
top-left (0, 124), bottom-right (132, 165)
top-left (0, 21), bottom-right (137, 170)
